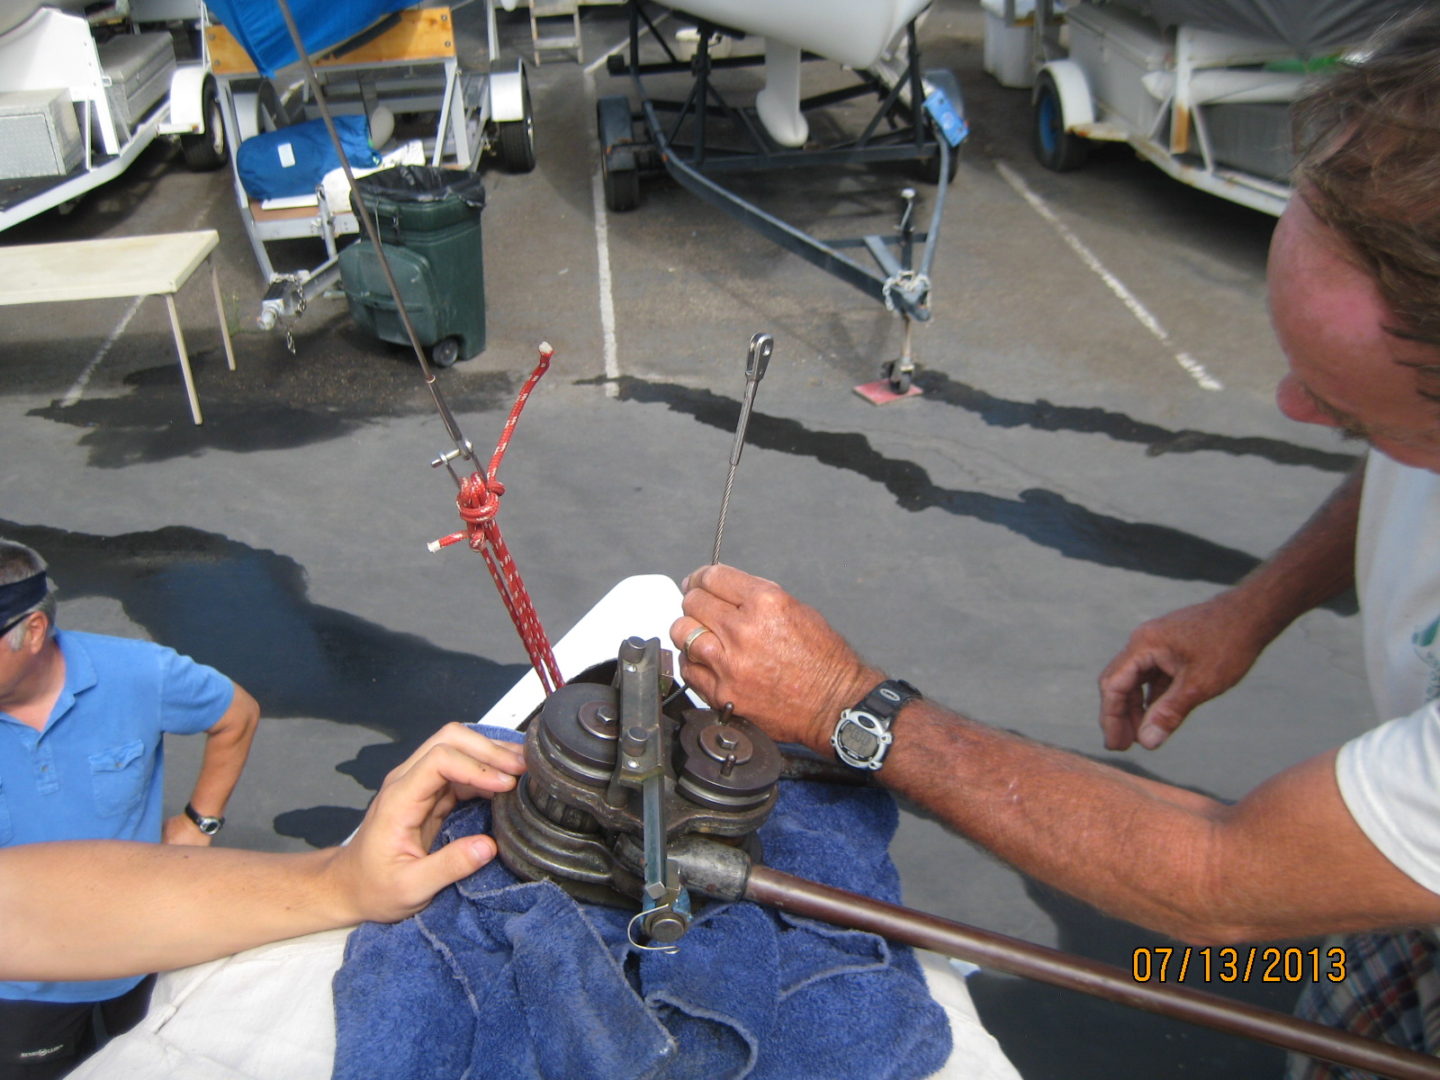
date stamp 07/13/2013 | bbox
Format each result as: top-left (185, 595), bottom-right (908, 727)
top-left (1131, 946), bottom-right (1348, 985)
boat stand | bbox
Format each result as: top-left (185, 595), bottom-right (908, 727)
top-left (596, 0), bottom-right (967, 393)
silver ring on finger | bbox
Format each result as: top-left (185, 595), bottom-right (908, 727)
top-left (683, 625), bottom-right (712, 661)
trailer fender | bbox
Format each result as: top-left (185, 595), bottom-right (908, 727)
top-left (1034, 60), bottom-right (1094, 131)
top-left (489, 62), bottom-right (528, 125)
top-left (167, 64), bottom-right (211, 133)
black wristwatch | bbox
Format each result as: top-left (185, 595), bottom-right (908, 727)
top-left (831, 679), bottom-right (922, 771)
top-left (184, 802), bottom-right (225, 836)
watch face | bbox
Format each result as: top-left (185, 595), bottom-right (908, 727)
top-left (834, 709), bottom-right (891, 770)
top-left (838, 721), bottom-right (881, 760)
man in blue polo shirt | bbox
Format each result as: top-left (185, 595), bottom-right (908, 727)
top-left (0, 538), bottom-right (261, 1079)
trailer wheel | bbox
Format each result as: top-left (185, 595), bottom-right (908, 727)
top-left (881, 359), bottom-right (912, 394)
top-left (601, 153), bottom-right (639, 212)
top-left (596, 96), bottom-right (640, 212)
top-left (1033, 71), bottom-right (1088, 172)
top-left (497, 81), bottom-right (536, 173)
top-left (181, 80), bottom-right (229, 171)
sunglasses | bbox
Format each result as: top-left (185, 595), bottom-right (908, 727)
top-left (0, 613), bottom-right (31, 639)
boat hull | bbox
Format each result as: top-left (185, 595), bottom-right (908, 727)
top-left (668, 0), bottom-right (931, 69)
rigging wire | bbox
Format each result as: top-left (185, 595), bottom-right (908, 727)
top-left (270, 0), bottom-right (561, 691)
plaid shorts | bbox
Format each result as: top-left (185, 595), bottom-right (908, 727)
top-left (1287, 929), bottom-right (1440, 1080)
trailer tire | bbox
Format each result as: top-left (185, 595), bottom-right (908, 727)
top-left (497, 82), bottom-right (536, 173)
top-left (1033, 71), bottom-right (1088, 172)
top-left (596, 96), bottom-right (640, 211)
top-left (181, 80), bottom-right (229, 172)
top-left (602, 155), bottom-right (639, 212)
top-left (881, 359), bottom-right (913, 394)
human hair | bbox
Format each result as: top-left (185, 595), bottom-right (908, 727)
top-left (1292, 8), bottom-right (1440, 352)
top-left (0, 539), bottom-right (57, 649)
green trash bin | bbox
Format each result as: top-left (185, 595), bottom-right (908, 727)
top-left (340, 165), bottom-right (487, 367)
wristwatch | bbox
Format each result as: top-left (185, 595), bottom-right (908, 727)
top-left (184, 802), bottom-right (225, 836)
top-left (831, 679), bottom-right (922, 771)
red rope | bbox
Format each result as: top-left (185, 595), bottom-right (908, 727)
top-left (432, 344), bottom-right (563, 694)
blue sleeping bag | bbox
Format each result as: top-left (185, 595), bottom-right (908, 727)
top-left (235, 115), bottom-right (379, 201)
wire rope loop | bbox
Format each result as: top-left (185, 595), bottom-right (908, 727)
top-left (882, 270), bottom-right (931, 313)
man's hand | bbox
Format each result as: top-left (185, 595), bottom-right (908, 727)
top-left (1098, 593), bottom-right (1270, 751)
top-left (324, 723), bottom-right (527, 925)
top-left (162, 813), bottom-right (213, 847)
top-left (671, 565), bottom-right (882, 754)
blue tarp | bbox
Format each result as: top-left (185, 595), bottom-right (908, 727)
top-left (203, 0), bottom-right (417, 76)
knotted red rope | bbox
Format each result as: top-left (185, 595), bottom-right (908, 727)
top-left (431, 344), bottom-right (563, 695)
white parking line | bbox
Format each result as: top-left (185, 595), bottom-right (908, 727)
top-left (61, 296), bottom-right (145, 407)
top-left (585, 16), bottom-right (669, 396)
top-left (996, 161), bottom-right (1224, 392)
top-left (585, 68), bottom-right (621, 398)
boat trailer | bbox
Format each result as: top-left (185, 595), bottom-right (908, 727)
top-left (595, 0), bottom-right (968, 393)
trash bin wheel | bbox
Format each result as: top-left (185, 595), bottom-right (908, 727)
top-left (431, 337), bottom-right (462, 369)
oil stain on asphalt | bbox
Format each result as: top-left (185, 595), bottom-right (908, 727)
top-left (608, 376), bottom-right (1357, 613)
top-left (26, 335), bottom-right (522, 468)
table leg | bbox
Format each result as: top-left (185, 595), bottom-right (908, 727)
top-left (209, 256), bottom-right (237, 372)
top-left (164, 293), bottom-right (203, 425)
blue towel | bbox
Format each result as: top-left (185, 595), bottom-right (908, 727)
top-left (332, 726), bottom-right (951, 1080)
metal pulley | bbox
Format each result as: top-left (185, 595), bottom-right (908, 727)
top-left (489, 637), bottom-right (784, 940)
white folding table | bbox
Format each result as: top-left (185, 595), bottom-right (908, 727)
top-left (0, 230), bottom-right (236, 424)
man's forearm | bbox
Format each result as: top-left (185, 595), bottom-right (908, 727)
top-left (0, 842), bottom-right (348, 980)
top-left (189, 686), bottom-right (260, 818)
top-left (1227, 464), bottom-right (1361, 637)
top-left (856, 696), bottom-right (1440, 944)
top-left (871, 702), bottom-right (1229, 941)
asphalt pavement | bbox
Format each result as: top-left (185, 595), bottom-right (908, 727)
top-left (0, 3), bottom-right (1373, 1077)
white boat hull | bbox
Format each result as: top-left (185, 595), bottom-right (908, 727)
top-left (668, 0), bottom-right (932, 70)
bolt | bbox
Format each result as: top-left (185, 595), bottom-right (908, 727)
top-left (621, 724), bottom-right (649, 759)
top-left (646, 912), bottom-right (688, 944)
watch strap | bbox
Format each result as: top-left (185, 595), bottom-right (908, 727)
top-left (855, 679), bottom-right (922, 718)
top-left (184, 802), bottom-right (225, 835)
top-left (831, 679), bottom-right (922, 771)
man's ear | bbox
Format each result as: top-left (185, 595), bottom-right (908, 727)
top-left (19, 612), bottom-right (49, 652)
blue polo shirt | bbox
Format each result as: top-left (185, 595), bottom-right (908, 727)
top-left (0, 629), bottom-right (234, 1004)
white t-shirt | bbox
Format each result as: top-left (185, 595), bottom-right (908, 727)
top-left (1337, 450), bottom-right (1440, 893)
